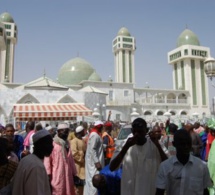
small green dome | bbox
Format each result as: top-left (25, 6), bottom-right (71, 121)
top-left (58, 57), bottom-right (101, 85)
top-left (0, 12), bottom-right (14, 23)
top-left (118, 27), bottom-right (131, 36)
top-left (88, 71), bottom-right (102, 81)
top-left (176, 29), bottom-right (200, 47)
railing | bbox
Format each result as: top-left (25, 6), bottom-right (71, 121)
top-left (178, 99), bottom-right (187, 104)
top-left (107, 100), bottom-right (132, 106)
top-left (135, 99), bottom-right (188, 104)
top-left (167, 99), bottom-right (176, 103)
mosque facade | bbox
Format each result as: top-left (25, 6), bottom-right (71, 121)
top-left (0, 12), bottom-right (211, 126)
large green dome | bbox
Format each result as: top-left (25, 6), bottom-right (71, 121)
top-left (58, 57), bottom-right (101, 85)
top-left (0, 12), bottom-right (14, 23)
top-left (176, 29), bottom-right (200, 47)
top-left (118, 27), bottom-right (131, 36)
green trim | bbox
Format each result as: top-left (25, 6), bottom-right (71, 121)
top-left (191, 60), bottom-right (197, 105)
top-left (181, 61), bottom-right (185, 89)
top-left (129, 51), bottom-right (132, 83)
top-left (122, 50), bottom-right (125, 82)
top-left (5, 24), bottom-right (11, 29)
top-left (123, 37), bottom-right (132, 42)
top-left (174, 63), bottom-right (178, 89)
top-left (5, 39), bottom-right (10, 80)
top-left (200, 61), bottom-right (206, 105)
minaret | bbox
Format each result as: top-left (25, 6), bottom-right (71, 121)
top-left (0, 12), bottom-right (17, 83)
top-left (112, 27), bottom-right (136, 84)
top-left (0, 21), bottom-right (6, 83)
top-left (168, 28), bottom-right (210, 114)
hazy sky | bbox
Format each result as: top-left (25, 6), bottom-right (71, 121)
top-left (2, 1), bottom-right (215, 107)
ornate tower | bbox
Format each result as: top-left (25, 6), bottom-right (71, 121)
top-left (168, 28), bottom-right (210, 115)
top-left (112, 27), bottom-right (136, 84)
top-left (0, 12), bottom-right (17, 83)
top-left (0, 21), bottom-right (6, 82)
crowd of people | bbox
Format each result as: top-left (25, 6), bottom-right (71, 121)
top-left (0, 115), bottom-right (215, 195)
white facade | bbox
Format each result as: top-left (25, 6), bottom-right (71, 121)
top-left (0, 13), bottom-right (212, 126)
top-left (168, 44), bottom-right (210, 115)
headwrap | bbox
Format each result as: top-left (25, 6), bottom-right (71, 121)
top-left (104, 121), bottom-right (112, 127)
top-left (94, 120), bottom-right (104, 127)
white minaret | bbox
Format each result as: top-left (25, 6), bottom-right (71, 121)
top-left (112, 27), bottom-right (136, 84)
top-left (0, 12), bottom-right (17, 83)
top-left (168, 28), bottom-right (210, 115)
top-left (0, 21), bottom-right (6, 83)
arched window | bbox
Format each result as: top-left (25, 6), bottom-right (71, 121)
top-left (157, 111), bottom-right (164, 116)
top-left (144, 111), bottom-right (152, 115)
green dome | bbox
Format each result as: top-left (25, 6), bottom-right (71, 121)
top-left (58, 57), bottom-right (101, 85)
top-left (118, 27), bottom-right (131, 36)
top-left (88, 71), bottom-right (102, 81)
top-left (176, 29), bottom-right (200, 47)
top-left (0, 12), bottom-right (14, 23)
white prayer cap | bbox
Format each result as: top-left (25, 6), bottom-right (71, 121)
top-left (94, 120), bottom-right (104, 127)
top-left (33, 129), bottom-right (50, 144)
top-left (45, 125), bottom-right (52, 131)
top-left (75, 126), bottom-right (84, 133)
top-left (57, 123), bottom-right (68, 130)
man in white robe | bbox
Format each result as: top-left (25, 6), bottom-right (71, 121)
top-left (12, 130), bottom-right (53, 195)
top-left (110, 118), bottom-right (167, 195)
top-left (84, 121), bottom-right (104, 195)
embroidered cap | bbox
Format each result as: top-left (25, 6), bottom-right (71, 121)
top-left (33, 129), bottom-right (50, 144)
top-left (57, 123), bottom-right (69, 130)
top-left (94, 120), bottom-right (104, 127)
top-left (45, 125), bottom-right (52, 131)
top-left (75, 126), bottom-right (84, 133)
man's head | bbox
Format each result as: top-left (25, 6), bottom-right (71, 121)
top-left (5, 123), bottom-right (15, 137)
top-left (194, 122), bottom-right (200, 129)
top-left (210, 128), bottom-right (215, 137)
top-left (184, 123), bottom-right (193, 132)
top-left (45, 125), bottom-right (55, 137)
top-left (169, 123), bottom-right (178, 134)
top-left (173, 129), bottom-right (192, 156)
top-left (151, 125), bottom-right (162, 139)
top-left (33, 130), bottom-right (53, 158)
top-left (94, 121), bottom-right (104, 133)
top-left (57, 123), bottom-right (69, 140)
top-left (92, 174), bottom-right (106, 189)
top-left (35, 122), bottom-right (43, 132)
top-left (104, 121), bottom-right (113, 134)
top-left (25, 121), bottom-right (35, 133)
top-left (160, 123), bottom-right (164, 129)
top-left (82, 122), bottom-right (88, 130)
top-left (132, 118), bottom-right (147, 145)
top-left (75, 125), bottom-right (85, 137)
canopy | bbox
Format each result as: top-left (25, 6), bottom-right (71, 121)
top-left (13, 103), bottom-right (92, 121)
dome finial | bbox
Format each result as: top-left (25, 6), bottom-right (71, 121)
top-left (43, 68), bottom-right (46, 78)
top-left (118, 27), bottom-right (131, 36)
top-left (185, 24), bottom-right (188, 29)
top-left (77, 52), bottom-right (79, 57)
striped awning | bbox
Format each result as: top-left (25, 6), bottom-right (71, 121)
top-left (13, 103), bottom-right (92, 121)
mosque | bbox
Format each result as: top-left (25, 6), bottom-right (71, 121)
top-left (0, 12), bottom-right (212, 126)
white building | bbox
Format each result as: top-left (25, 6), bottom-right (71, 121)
top-left (0, 12), bottom-right (211, 126)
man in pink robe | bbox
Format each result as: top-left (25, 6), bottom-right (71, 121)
top-left (44, 123), bottom-right (77, 195)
